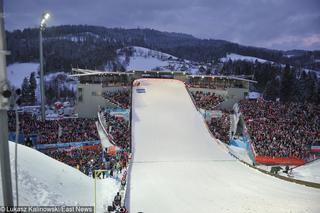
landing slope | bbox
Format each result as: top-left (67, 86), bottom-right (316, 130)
top-left (129, 79), bottom-right (320, 213)
top-left (291, 159), bottom-right (320, 184)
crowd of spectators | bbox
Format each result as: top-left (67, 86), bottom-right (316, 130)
top-left (103, 90), bottom-right (130, 109)
top-left (239, 99), bottom-right (320, 160)
top-left (191, 91), bottom-right (224, 110)
top-left (102, 111), bottom-right (130, 150)
top-left (42, 145), bottom-right (129, 177)
top-left (8, 111), bottom-right (99, 144)
top-left (207, 113), bottom-right (231, 143)
top-left (186, 83), bottom-right (219, 90)
top-left (42, 146), bottom-right (104, 176)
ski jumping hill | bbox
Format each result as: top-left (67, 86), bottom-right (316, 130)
top-left (129, 78), bottom-right (320, 213)
top-left (0, 142), bottom-right (119, 212)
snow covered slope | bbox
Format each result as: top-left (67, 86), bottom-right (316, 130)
top-left (116, 46), bottom-right (205, 74)
top-left (220, 53), bottom-right (270, 63)
top-left (7, 63), bottom-right (39, 88)
top-left (117, 46), bottom-right (176, 71)
top-left (291, 160), bottom-right (320, 184)
top-left (129, 79), bottom-right (320, 213)
top-left (0, 142), bottom-right (119, 212)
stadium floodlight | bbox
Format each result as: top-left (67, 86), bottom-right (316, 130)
top-left (39, 12), bottom-right (50, 121)
top-left (40, 12), bottom-right (50, 29)
top-left (44, 12), bottom-right (50, 20)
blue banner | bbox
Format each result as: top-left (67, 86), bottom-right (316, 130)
top-left (35, 140), bottom-right (101, 150)
top-left (136, 88), bottom-right (146, 93)
top-left (230, 137), bottom-right (256, 164)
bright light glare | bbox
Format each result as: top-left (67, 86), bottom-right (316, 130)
top-left (40, 12), bottom-right (50, 28)
top-left (44, 13), bottom-right (50, 20)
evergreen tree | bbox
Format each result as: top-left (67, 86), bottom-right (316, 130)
top-left (297, 71), bottom-right (308, 102)
top-left (21, 77), bottom-right (30, 105)
top-left (264, 78), bottom-right (280, 101)
top-left (280, 65), bottom-right (295, 102)
top-left (29, 72), bottom-right (37, 105)
top-left (307, 73), bottom-right (319, 103)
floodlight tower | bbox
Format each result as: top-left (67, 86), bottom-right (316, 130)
top-left (0, 0), bottom-right (14, 208)
top-left (39, 12), bottom-right (50, 121)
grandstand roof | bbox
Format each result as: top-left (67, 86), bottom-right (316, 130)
top-left (70, 68), bottom-right (257, 83)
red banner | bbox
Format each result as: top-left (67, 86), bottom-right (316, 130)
top-left (255, 156), bottom-right (305, 165)
top-left (81, 144), bottom-right (101, 150)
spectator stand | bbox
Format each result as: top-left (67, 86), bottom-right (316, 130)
top-left (191, 90), bottom-right (225, 111)
top-left (238, 99), bottom-right (319, 166)
top-left (102, 89), bottom-right (131, 110)
top-left (186, 84), bottom-right (233, 146)
top-left (42, 144), bottom-right (106, 177)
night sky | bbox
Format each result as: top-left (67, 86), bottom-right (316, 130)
top-left (4, 0), bottom-right (320, 50)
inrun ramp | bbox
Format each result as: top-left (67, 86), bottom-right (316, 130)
top-left (129, 79), bottom-right (320, 213)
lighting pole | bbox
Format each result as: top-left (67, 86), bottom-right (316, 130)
top-left (39, 12), bottom-right (50, 121)
top-left (0, 0), bottom-right (14, 207)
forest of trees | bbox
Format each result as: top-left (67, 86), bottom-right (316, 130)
top-left (6, 25), bottom-right (320, 104)
top-left (220, 60), bottom-right (320, 103)
top-left (45, 73), bottom-right (76, 105)
top-left (19, 72), bottom-right (76, 106)
top-left (6, 25), bottom-right (320, 71)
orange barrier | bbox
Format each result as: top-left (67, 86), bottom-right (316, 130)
top-left (81, 144), bottom-right (101, 150)
top-left (255, 156), bottom-right (305, 165)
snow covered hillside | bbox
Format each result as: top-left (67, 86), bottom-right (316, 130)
top-left (6, 64), bottom-right (77, 104)
top-left (116, 46), bottom-right (209, 74)
top-left (220, 53), bottom-right (270, 63)
top-left (7, 63), bottom-right (39, 88)
top-left (0, 142), bottom-right (119, 212)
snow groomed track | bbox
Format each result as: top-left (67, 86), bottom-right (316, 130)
top-left (129, 79), bottom-right (320, 213)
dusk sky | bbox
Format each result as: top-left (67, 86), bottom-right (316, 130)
top-left (5, 0), bottom-right (320, 50)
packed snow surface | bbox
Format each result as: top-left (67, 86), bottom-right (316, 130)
top-left (0, 142), bottom-right (119, 212)
top-left (291, 160), bottom-right (320, 184)
top-left (129, 79), bottom-right (320, 213)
